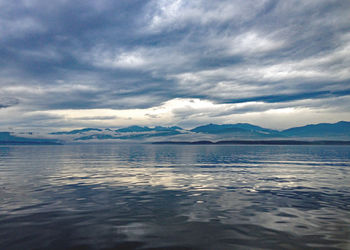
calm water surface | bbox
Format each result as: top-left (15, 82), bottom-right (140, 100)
top-left (0, 144), bottom-right (349, 249)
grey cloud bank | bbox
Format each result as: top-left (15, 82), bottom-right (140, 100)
top-left (1, 0), bottom-right (350, 130)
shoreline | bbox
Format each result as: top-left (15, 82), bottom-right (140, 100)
top-left (152, 140), bottom-right (350, 145)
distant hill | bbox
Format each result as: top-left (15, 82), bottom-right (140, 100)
top-left (281, 121), bottom-right (350, 138)
top-left (190, 123), bottom-right (281, 138)
top-left (115, 130), bottom-right (181, 140)
top-left (30, 121), bottom-right (350, 143)
top-left (190, 122), bottom-right (350, 139)
top-left (115, 126), bottom-right (153, 133)
top-left (152, 126), bottom-right (182, 132)
top-left (77, 127), bottom-right (182, 141)
top-left (74, 134), bottom-right (117, 140)
top-left (0, 132), bottom-right (61, 145)
top-left (115, 126), bottom-right (182, 133)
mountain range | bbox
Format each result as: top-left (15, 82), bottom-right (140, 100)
top-left (1, 121), bottom-right (350, 144)
top-left (0, 132), bottom-right (61, 144)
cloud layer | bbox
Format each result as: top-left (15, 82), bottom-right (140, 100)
top-left (1, 0), bottom-right (350, 130)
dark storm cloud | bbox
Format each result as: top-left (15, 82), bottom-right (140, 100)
top-left (0, 0), bottom-right (350, 128)
top-left (0, 97), bottom-right (19, 109)
top-left (220, 87), bottom-right (350, 104)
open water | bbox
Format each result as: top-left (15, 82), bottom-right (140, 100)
top-left (0, 144), bottom-right (349, 249)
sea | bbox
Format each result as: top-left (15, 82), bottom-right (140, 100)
top-left (0, 144), bottom-right (349, 250)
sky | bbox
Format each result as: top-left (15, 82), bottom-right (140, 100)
top-left (1, 0), bottom-right (350, 131)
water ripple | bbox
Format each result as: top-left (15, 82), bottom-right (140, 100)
top-left (0, 144), bottom-right (349, 249)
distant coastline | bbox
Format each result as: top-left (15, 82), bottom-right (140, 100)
top-left (0, 141), bottom-right (62, 145)
top-left (152, 140), bottom-right (350, 145)
top-left (2, 121), bottom-right (350, 144)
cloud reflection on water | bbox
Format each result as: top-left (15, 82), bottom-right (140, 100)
top-left (0, 144), bottom-right (349, 249)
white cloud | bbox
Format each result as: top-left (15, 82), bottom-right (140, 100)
top-left (86, 47), bottom-right (147, 69)
top-left (145, 0), bottom-right (270, 33)
top-left (219, 31), bottom-right (286, 55)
